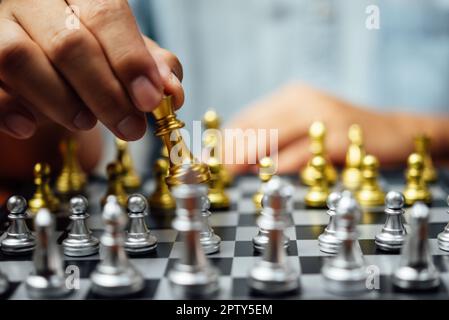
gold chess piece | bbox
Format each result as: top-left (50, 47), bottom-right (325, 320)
top-left (203, 109), bottom-right (233, 187)
top-left (207, 157), bottom-right (231, 210)
top-left (148, 158), bottom-right (176, 210)
top-left (356, 154), bottom-right (385, 207)
top-left (29, 163), bottom-right (61, 214)
top-left (252, 157), bottom-right (275, 210)
top-left (414, 134), bottom-right (437, 183)
top-left (304, 155), bottom-right (330, 208)
top-left (56, 138), bottom-right (87, 196)
top-left (101, 162), bottom-right (128, 208)
top-left (300, 121), bottom-right (337, 186)
top-left (404, 153), bottom-right (432, 206)
top-left (151, 95), bottom-right (210, 186)
top-left (116, 138), bottom-right (141, 191)
top-left (342, 124), bottom-right (365, 190)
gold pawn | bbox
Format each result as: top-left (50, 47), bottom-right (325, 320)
top-left (414, 134), bottom-right (437, 183)
top-left (56, 138), bottom-right (87, 196)
top-left (207, 157), bottom-right (231, 210)
top-left (252, 157), bottom-right (275, 210)
top-left (151, 95), bottom-right (210, 186)
top-left (148, 158), bottom-right (176, 210)
top-left (342, 124), bottom-right (365, 190)
top-left (403, 153), bottom-right (432, 206)
top-left (356, 154), bottom-right (385, 207)
top-left (116, 138), bottom-right (141, 191)
top-left (29, 163), bottom-right (61, 214)
top-left (300, 121), bottom-right (337, 186)
top-left (101, 162), bottom-right (128, 208)
top-left (304, 155), bottom-right (330, 208)
top-left (203, 109), bottom-right (233, 187)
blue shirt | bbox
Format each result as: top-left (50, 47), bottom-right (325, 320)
top-left (130, 0), bottom-right (449, 132)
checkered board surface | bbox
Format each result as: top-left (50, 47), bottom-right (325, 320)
top-left (1, 169), bottom-right (449, 300)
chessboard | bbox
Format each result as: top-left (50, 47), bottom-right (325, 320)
top-left (1, 169), bottom-right (449, 300)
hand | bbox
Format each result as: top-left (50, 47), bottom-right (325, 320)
top-left (224, 83), bottom-right (448, 174)
top-left (0, 0), bottom-right (184, 140)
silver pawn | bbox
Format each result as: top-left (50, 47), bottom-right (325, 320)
top-left (124, 194), bottom-right (157, 254)
top-left (63, 196), bottom-right (100, 257)
top-left (253, 177), bottom-right (290, 252)
top-left (90, 196), bottom-right (144, 297)
top-left (26, 208), bottom-right (71, 299)
top-left (322, 191), bottom-right (367, 295)
top-left (437, 195), bottom-right (449, 251)
top-left (169, 183), bottom-right (219, 298)
top-left (375, 191), bottom-right (407, 252)
top-left (1, 196), bottom-right (36, 255)
top-left (318, 192), bottom-right (342, 254)
top-left (249, 177), bottom-right (299, 295)
top-left (393, 202), bottom-right (440, 291)
top-left (200, 195), bottom-right (221, 254)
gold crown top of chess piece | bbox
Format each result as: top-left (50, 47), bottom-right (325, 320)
top-left (408, 152), bottom-right (424, 172)
top-left (151, 95), bottom-right (210, 186)
top-left (309, 121), bottom-right (326, 154)
top-left (203, 109), bottom-right (220, 129)
top-left (348, 124), bottom-right (363, 146)
top-left (361, 154), bottom-right (379, 178)
top-left (56, 138), bottom-right (87, 195)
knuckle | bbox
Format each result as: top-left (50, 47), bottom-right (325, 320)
top-left (48, 29), bottom-right (88, 63)
top-left (0, 39), bottom-right (32, 74)
top-left (87, 0), bottom-right (128, 25)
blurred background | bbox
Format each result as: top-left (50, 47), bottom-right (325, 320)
top-left (96, 0), bottom-right (449, 175)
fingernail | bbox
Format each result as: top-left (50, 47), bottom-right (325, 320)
top-left (4, 112), bottom-right (36, 138)
top-left (130, 76), bottom-right (163, 112)
top-left (117, 114), bottom-right (146, 141)
top-left (74, 109), bottom-right (97, 130)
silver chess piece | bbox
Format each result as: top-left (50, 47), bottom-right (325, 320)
top-left (253, 177), bottom-right (290, 253)
top-left (90, 196), bottom-right (145, 297)
top-left (318, 192), bottom-right (342, 254)
top-left (63, 196), bottom-right (100, 257)
top-left (249, 177), bottom-right (300, 295)
top-left (169, 183), bottom-right (220, 298)
top-left (437, 195), bottom-right (449, 251)
top-left (200, 195), bottom-right (221, 254)
top-left (393, 202), bottom-right (440, 291)
top-left (26, 208), bottom-right (71, 299)
top-left (124, 194), bottom-right (158, 254)
top-left (1, 195), bottom-right (36, 255)
top-left (322, 191), bottom-right (367, 295)
top-left (375, 191), bottom-right (407, 252)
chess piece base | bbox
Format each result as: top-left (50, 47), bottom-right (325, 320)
top-left (375, 233), bottom-right (405, 252)
top-left (305, 190), bottom-right (329, 208)
top-left (253, 230), bottom-right (289, 253)
top-left (318, 233), bottom-right (341, 254)
top-left (200, 234), bottom-right (221, 255)
top-left (322, 265), bottom-right (367, 295)
top-left (357, 190), bottom-right (385, 208)
top-left (125, 234), bottom-right (158, 254)
top-left (404, 189), bottom-right (432, 206)
top-left (90, 267), bottom-right (145, 297)
top-left (437, 230), bottom-right (449, 251)
top-left (249, 261), bottom-right (299, 295)
top-left (208, 193), bottom-right (230, 211)
top-left (168, 264), bottom-right (219, 298)
top-left (1, 237), bottom-right (35, 255)
top-left (393, 266), bottom-right (440, 291)
top-left (63, 237), bottom-right (100, 257)
top-left (26, 275), bottom-right (72, 299)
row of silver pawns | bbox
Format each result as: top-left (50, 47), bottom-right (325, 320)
top-left (0, 179), bottom-right (448, 298)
